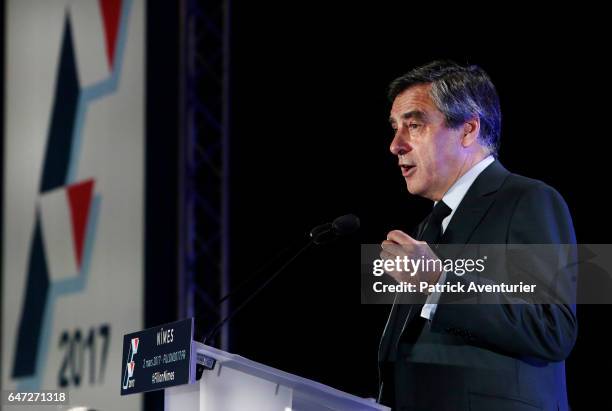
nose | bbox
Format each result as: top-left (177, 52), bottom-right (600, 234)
top-left (390, 131), bottom-right (411, 156)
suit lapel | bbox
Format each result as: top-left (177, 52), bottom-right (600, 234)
top-left (400, 161), bottom-right (509, 328)
top-left (440, 160), bottom-right (510, 248)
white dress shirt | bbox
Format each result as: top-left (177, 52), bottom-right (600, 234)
top-left (420, 155), bottom-right (495, 320)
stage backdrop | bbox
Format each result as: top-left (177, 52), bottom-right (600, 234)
top-left (2, 0), bottom-right (144, 409)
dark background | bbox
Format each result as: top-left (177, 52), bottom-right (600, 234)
top-left (226, 3), bottom-right (609, 408)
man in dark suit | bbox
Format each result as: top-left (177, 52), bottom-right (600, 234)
top-left (378, 61), bottom-right (577, 411)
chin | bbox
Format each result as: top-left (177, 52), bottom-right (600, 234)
top-left (405, 178), bottom-right (431, 198)
top-left (405, 181), bottom-right (421, 196)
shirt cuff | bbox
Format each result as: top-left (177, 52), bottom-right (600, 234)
top-left (420, 270), bottom-right (447, 320)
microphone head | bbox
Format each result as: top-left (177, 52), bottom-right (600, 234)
top-left (309, 214), bottom-right (360, 245)
top-left (332, 214), bottom-right (360, 236)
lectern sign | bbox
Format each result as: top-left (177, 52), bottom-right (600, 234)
top-left (120, 318), bottom-right (195, 395)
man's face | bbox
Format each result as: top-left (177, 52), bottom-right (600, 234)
top-left (389, 84), bottom-right (466, 201)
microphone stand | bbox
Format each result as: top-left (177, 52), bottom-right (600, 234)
top-left (203, 239), bottom-right (315, 345)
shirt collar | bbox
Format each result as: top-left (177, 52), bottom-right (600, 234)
top-left (437, 155), bottom-right (495, 212)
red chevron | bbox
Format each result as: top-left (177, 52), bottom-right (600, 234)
top-left (99, 0), bottom-right (122, 69)
top-left (67, 179), bottom-right (95, 269)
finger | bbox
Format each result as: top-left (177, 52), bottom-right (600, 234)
top-left (379, 249), bottom-right (396, 261)
top-left (386, 230), bottom-right (417, 245)
top-left (381, 241), bottom-right (409, 256)
top-left (379, 251), bottom-right (402, 282)
top-left (378, 250), bottom-right (399, 274)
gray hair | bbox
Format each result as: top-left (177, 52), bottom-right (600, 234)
top-left (388, 60), bottom-right (502, 156)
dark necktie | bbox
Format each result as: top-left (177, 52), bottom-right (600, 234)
top-left (420, 200), bottom-right (453, 245)
top-left (386, 200), bottom-right (453, 361)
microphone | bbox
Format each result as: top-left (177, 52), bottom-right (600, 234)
top-left (309, 214), bottom-right (360, 244)
top-left (203, 214), bottom-right (360, 345)
top-left (216, 214), bottom-right (361, 306)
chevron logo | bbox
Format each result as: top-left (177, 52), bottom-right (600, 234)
top-left (11, 0), bottom-right (132, 391)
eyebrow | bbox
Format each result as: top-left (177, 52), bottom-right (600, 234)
top-left (389, 110), bottom-right (428, 125)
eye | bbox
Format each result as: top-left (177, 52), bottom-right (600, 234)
top-left (408, 123), bottom-right (421, 130)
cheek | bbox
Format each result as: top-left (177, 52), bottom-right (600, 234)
top-left (439, 130), bottom-right (464, 157)
top-left (411, 166), bottom-right (429, 187)
top-left (417, 145), bottom-right (437, 173)
top-left (424, 133), bottom-right (456, 171)
top-left (415, 145), bottom-right (446, 186)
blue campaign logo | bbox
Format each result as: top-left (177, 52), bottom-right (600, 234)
top-left (122, 338), bottom-right (140, 389)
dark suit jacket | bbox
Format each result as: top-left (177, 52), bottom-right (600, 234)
top-left (379, 160), bottom-right (577, 411)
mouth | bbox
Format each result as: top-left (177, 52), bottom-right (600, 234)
top-left (400, 164), bottom-right (416, 177)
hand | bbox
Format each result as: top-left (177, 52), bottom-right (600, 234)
top-left (380, 230), bottom-right (443, 292)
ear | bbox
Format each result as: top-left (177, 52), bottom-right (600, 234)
top-left (461, 117), bottom-right (480, 148)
